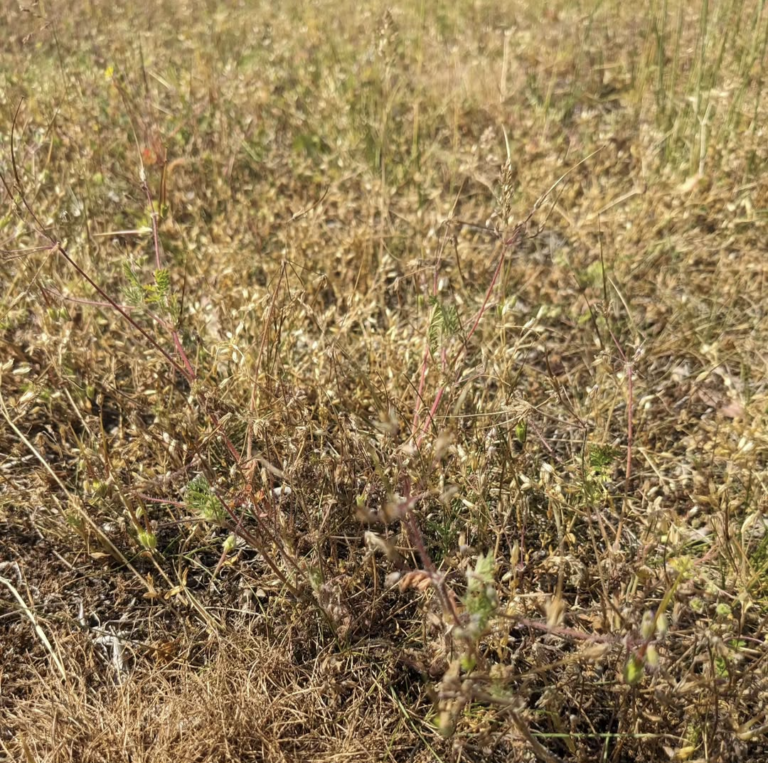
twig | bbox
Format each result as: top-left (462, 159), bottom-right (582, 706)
top-left (0, 378), bottom-right (151, 592)
top-left (245, 261), bottom-right (286, 465)
top-left (448, 688), bottom-right (567, 763)
top-left (0, 563), bottom-right (67, 682)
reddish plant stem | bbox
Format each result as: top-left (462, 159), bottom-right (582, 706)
top-left (246, 263), bottom-right (286, 464)
top-left (625, 360), bottom-right (633, 486)
top-left (144, 180), bottom-right (163, 270)
top-left (53, 242), bottom-right (191, 380)
top-left (411, 348), bottom-right (430, 438)
top-left (415, 229), bottom-right (520, 446)
top-left (42, 287), bottom-right (138, 312)
top-left (399, 488), bottom-right (462, 628)
top-left (605, 326), bottom-right (634, 488)
top-left (138, 494), bottom-right (186, 507)
top-left (5, 110), bottom-right (303, 600)
top-left (211, 486), bottom-right (301, 598)
top-left (411, 227), bottom-right (450, 438)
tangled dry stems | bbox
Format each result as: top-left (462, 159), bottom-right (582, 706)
top-left (2, 1), bottom-right (768, 761)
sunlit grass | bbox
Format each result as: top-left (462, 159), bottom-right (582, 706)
top-left (2, 1), bottom-right (768, 761)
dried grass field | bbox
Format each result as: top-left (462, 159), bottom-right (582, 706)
top-left (2, 1), bottom-right (768, 761)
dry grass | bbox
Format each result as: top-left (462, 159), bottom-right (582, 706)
top-left (6, 627), bottom-right (426, 763)
top-left (2, 1), bottom-right (768, 761)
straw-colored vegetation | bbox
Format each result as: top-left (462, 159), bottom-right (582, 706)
top-left (2, 1), bottom-right (768, 761)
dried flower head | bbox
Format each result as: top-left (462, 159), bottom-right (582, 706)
top-left (377, 9), bottom-right (398, 64)
top-left (497, 160), bottom-right (517, 228)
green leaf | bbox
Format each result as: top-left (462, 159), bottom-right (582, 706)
top-left (463, 552), bottom-right (497, 632)
top-left (473, 551), bottom-right (495, 584)
top-left (153, 268), bottom-right (171, 297)
top-left (186, 476), bottom-right (226, 523)
top-left (624, 654), bottom-right (644, 685)
top-left (714, 656), bottom-right (729, 678)
top-left (138, 529), bottom-right (158, 550)
top-left (460, 654), bottom-right (476, 672)
top-left (589, 444), bottom-right (617, 473)
top-left (123, 261), bottom-right (142, 289)
top-left (427, 296), bottom-right (460, 354)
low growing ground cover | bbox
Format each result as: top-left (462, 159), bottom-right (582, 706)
top-left (2, 1), bottom-right (768, 761)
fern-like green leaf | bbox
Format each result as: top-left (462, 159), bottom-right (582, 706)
top-left (442, 302), bottom-right (459, 336)
top-left (186, 476), bottom-right (226, 523)
top-left (427, 296), bottom-right (460, 354)
top-left (154, 268), bottom-right (171, 296)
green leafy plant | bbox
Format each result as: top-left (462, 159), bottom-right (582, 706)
top-left (427, 295), bottom-right (461, 354)
top-left (186, 476), bottom-right (226, 524)
top-left (123, 261), bottom-right (179, 321)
